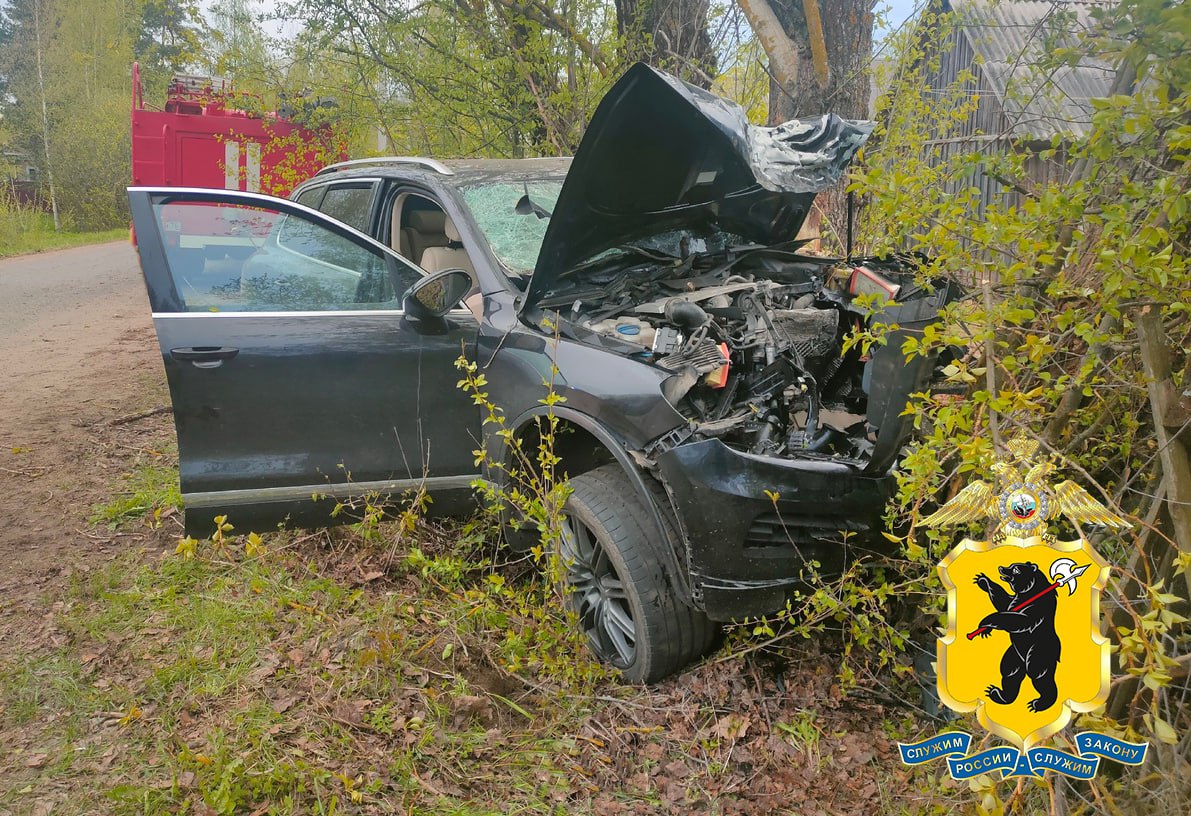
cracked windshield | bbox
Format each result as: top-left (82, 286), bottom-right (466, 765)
top-left (460, 181), bottom-right (561, 274)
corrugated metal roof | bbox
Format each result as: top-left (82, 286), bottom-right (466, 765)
top-left (949, 0), bottom-right (1117, 138)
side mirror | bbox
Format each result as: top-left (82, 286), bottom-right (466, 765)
top-left (403, 268), bottom-right (473, 320)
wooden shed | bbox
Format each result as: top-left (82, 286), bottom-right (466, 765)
top-left (912, 0), bottom-right (1117, 223)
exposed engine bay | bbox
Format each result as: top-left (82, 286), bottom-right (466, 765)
top-left (534, 240), bottom-right (942, 465)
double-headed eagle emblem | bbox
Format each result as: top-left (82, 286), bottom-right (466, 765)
top-left (921, 437), bottom-right (1128, 538)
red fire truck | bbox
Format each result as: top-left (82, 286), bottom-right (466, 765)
top-left (131, 62), bottom-right (336, 197)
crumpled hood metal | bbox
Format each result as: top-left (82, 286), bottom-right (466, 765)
top-left (526, 63), bottom-right (873, 306)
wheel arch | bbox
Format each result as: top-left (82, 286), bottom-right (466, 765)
top-left (497, 405), bottom-right (694, 605)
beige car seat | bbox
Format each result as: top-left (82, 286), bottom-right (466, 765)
top-left (420, 217), bottom-right (475, 276)
top-left (402, 210), bottom-right (449, 264)
top-left (420, 217), bottom-right (482, 319)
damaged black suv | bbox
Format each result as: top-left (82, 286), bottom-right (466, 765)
top-left (128, 64), bottom-right (957, 682)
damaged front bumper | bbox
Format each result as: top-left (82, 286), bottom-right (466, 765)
top-left (656, 438), bottom-right (895, 621)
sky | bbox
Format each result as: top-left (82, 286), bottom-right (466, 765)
top-left (878, 0), bottom-right (927, 40)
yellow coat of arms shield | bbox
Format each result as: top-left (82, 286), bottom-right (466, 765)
top-left (937, 534), bottom-right (1110, 749)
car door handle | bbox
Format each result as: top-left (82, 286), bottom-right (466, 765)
top-left (170, 347), bottom-right (239, 368)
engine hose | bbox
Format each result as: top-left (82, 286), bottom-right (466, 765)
top-left (664, 299), bottom-right (711, 329)
top-left (751, 413), bottom-right (783, 454)
top-left (805, 427), bottom-right (840, 452)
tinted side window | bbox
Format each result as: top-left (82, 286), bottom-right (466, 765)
top-left (318, 184), bottom-right (375, 233)
top-left (151, 200), bottom-right (421, 313)
top-left (293, 185), bottom-right (325, 209)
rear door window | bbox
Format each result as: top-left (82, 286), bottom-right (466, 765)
top-left (317, 183), bottom-right (377, 234)
top-left (293, 185), bottom-right (326, 210)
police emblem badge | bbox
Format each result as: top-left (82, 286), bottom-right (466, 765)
top-left (899, 437), bottom-right (1149, 779)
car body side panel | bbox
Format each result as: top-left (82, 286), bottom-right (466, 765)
top-left (479, 326), bottom-right (687, 451)
top-left (153, 312), bottom-right (479, 496)
top-left (495, 402), bottom-right (695, 604)
top-left (128, 187), bottom-right (482, 534)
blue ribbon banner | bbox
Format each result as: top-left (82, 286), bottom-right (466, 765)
top-left (1074, 731), bottom-right (1149, 766)
top-left (898, 731), bottom-right (1148, 780)
top-left (898, 731), bottom-right (972, 765)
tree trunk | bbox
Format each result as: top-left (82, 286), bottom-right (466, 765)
top-left (32, 0), bottom-right (60, 232)
top-left (766, 0), bottom-right (874, 123)
top-left (736, 0), bottom-right (801, 91)
top-left (615, 0), bottom-right (716, 87)
top-left (750, 0), bottom-right (874, 249)
top-left (1136, 308), bottom-right (1191, 599)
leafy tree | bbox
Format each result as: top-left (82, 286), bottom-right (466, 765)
top-left (0, 0), bottom-right (147, 230)
top-left (711, 39), bottom-right (768, 123)
top-left (842, 1), bottom-right (1190, 806)
top-left (278, 0), bottom-right (620, 157)
top-left (206, 0), bottom-right (272, 84)
top-left (48, 0), bottom-right (139, 228)
top-left (0, 0), bottom-right (62, 228)
top-left (0, 2), bottom-right (12, 101)
top-left (136, 0), bottom-right (204, 78)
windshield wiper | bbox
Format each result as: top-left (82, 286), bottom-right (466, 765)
top-left (514, 182), bottom-right (552, 219)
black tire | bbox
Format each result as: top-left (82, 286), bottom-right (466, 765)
top-left (557, 464), bottom-right (717, 683)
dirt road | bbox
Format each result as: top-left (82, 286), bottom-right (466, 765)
top-left (0, 242), bottom-right (171, 586)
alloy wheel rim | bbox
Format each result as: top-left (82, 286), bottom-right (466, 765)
top-left (558, 514), bottom-right (637, 668)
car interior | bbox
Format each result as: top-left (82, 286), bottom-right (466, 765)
top-left (389, 192), bottom-right (481, 317)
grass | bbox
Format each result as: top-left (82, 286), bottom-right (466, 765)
top-left (89, 452), bottom-right (182, 527)
top-left (0, 206), bottom-right (127, 260)
top-left (0, 503), bottom-right (938, 814)
top-left (0, 529), bottom-right (614, 815)
top-left (9, 459), bottom-right (1184, 814)
top-left (0, 225), bottom-right (128, 259)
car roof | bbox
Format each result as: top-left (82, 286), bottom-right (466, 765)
top-left (305, 157), bottom-right (572, 188)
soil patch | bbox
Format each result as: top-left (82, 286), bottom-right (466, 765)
top-left (0, 242), bottom-right (177, 589)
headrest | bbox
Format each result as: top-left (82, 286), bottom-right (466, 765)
top-left (408, 210), bottom-right (446, 231)
top-left (443, 217), bottom-right (461, 243)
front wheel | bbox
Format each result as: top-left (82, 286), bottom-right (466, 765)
top-left (557, 464), bottom-right (717, 683)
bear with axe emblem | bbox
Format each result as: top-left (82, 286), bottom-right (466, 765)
top-left (971, 558), bottom-right (1089, 712)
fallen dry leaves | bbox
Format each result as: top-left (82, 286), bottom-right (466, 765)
top-left (0, 511), bottom-right (950, 816)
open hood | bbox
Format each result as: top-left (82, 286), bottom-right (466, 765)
top-left (526, 63), bottom-right (874, 306)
